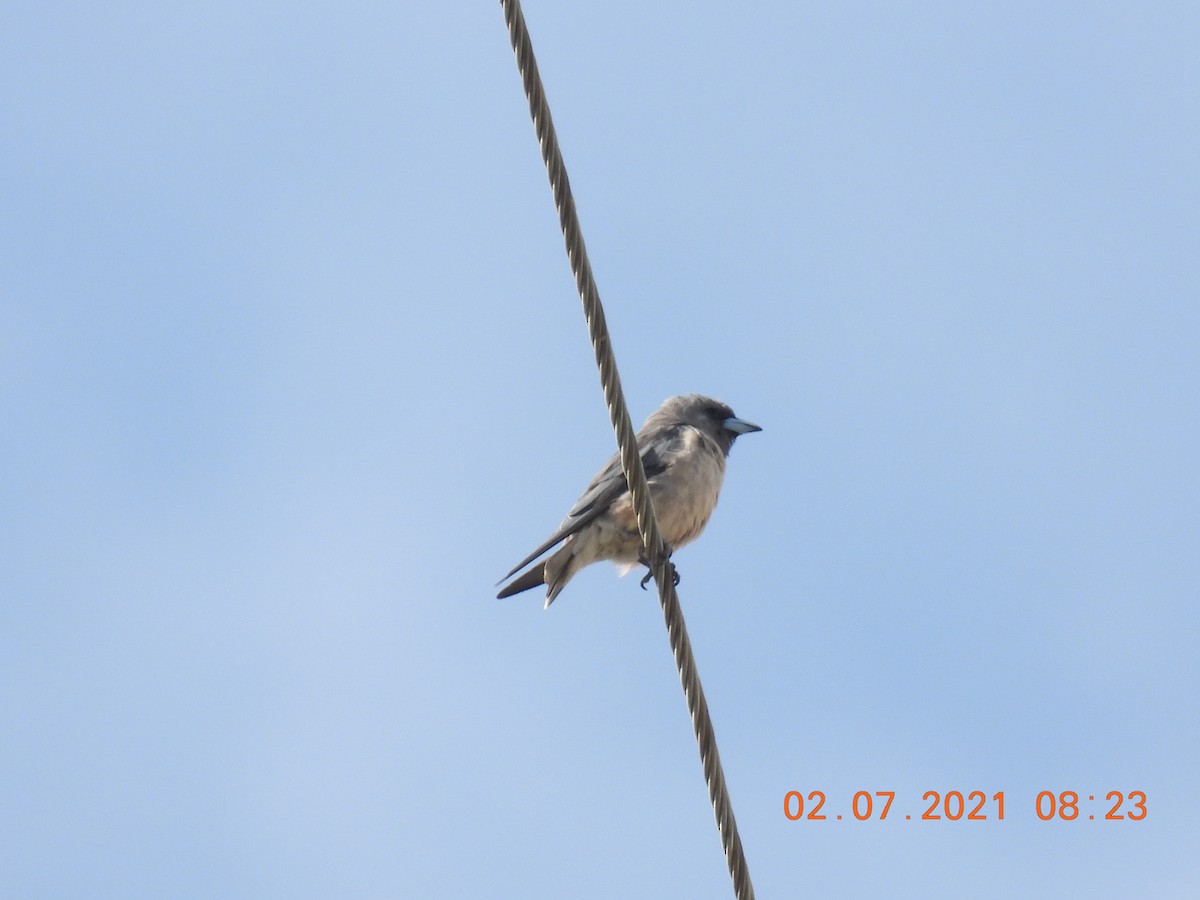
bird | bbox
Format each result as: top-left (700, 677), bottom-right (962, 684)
top-left (496, 394), bottom-right (761, 607)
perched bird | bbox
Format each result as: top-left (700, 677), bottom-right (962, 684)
top-left (496, 394), bottom-right (761, 607)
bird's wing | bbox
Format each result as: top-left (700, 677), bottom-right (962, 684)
top-left (497, 436), bottom-right (674, 583)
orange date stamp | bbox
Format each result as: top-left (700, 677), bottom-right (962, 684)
top-left (783, 790), bottom-right (1147, 822)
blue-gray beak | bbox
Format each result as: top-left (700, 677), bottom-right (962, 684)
top-left (724, 416), bottom-right (762, 435)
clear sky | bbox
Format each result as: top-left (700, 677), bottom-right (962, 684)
top-left (3, 2), bottom-right (1197, 897)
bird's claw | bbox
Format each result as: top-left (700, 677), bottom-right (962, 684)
top-left (638, 547), bottom-right (679, 590)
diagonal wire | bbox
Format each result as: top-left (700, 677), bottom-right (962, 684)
top-left (498, 3), bottom-right (755, 897)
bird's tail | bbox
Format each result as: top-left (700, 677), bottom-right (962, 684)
top-left (496, 565), bottom-right (545, 599)
top-left (497, 544), bottom-right (582, 608)
top-left (542, 544), bottom-right (584, 608)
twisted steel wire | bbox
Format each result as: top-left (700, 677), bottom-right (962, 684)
top-left (498, 3), bottom-right (755, 897)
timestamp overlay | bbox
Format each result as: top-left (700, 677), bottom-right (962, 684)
top-left (783, 789), bottom-right (1147, 823)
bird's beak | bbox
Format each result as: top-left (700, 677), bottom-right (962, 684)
top-left (724, 416), bottom-right (762, 435)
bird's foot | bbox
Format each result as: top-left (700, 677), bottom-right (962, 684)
top-left (638, 546), bottom-right (679, 590)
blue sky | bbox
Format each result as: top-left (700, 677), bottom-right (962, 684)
top-left (3, 1), bottom-right (1197, 897)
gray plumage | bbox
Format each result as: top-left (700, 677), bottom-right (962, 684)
top-left (496, 394), bottom-right (761, 607)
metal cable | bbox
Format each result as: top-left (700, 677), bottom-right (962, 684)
top-left (498, 3), bottom-right (756, 897)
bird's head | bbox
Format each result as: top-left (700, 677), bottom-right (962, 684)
top-left (654, 394), bottom-right (762, 456)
